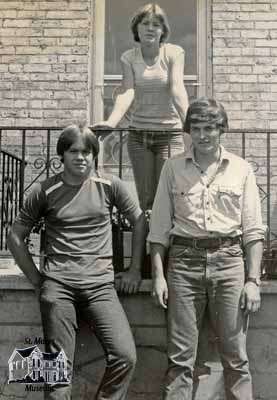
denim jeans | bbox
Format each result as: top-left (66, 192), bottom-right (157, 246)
top-left (40, 279), bottom-right (136, 400)
top-left (164, 243), bottom-right (252, 400)
top-left (127, 131), bottom-right (188, 210)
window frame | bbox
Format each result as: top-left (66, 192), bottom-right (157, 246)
top-left (90, 0), bottom-right (212, 124)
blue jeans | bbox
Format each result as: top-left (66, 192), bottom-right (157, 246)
top-left (40, 279), bottom-right (136, 400)
top-left (127, 131), bottom-right (187, 210)
top-left (164, 243), bottom-right (252, 400)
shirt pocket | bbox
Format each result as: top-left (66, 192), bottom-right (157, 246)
top-left (172, 187), bottom-right (200, 218)
top-left (217, 185), bottom-right (242, 216)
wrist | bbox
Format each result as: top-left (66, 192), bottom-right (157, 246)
top-left (106, 118), bottom-right (117, 128)
top-left (246, 276), bottom-right (261, 287)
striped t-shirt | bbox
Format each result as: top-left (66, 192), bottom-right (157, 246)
top-left (15, 172), bottom-right (141, 288)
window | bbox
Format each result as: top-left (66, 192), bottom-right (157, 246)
top-left (90, 0), bottom-right (211, 176)
top-left (91, 0), bottom-right (211, 124)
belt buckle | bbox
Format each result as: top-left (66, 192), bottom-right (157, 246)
top-left (193, 238), bottom-right (200, 250)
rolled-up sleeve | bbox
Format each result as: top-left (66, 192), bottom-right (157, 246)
top-left (242, 165), bottom-right (267, 245)
top-left (148, 160), bottom-right (174, 248)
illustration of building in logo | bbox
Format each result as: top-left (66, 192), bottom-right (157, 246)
top-left (8, 346), bottom-right (70, 384)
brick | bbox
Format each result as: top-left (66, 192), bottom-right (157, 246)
top-left (1, 37), bottom-right (29, 45)
top-left (258, 75), bottom-right (277, 83)
top-left (0, 2), bottom-right (22, 9)
top-left (58, 73), bottom-right (88, 82)
top-left (15, 28), bottom-right (43, 37)
top-left (43, 28), bottom-right (72, 37)
top-left (14, 100), bottom-right (28, 108)
top-left (55, 19), bottom-right (89, 29)
top-left (212, 3), bottom-right (241, 12)
top-left (242, 101), bottom-right (270, 111)
top-left (31, 19), bottom-right (64, 28)
top-left (256, 39), bottom-right (277, 47)
top-left (0, 10), bottom-right (17, 18)
top-left (38, 1), bottom-right (75, 11)
top-left (241, 4), bottom-right (270, 12)
top-left (213, 12), bottom-right (239, 21)
top-left (3, 19), bottom-right (33, 28)
top-left (213, 48), bottom-right (242, 56)
top-left (242, 83), bottom-right (271, 92)
top-left (241, 30), bottom-right (269, 39)
top-left (58, 55), bottom-right (88, 64)
top-left (28, 55), bottom-right (58, 63)
top-left (66, 64), bottom-right (88, 73)
top-left (52, 64), bottom-right (66, 73)
top-left (213, 30), bottom-right (241, 38)
top-left (72, 46), bottom-right (88, 55)
top-left (30, 73), bottom-right (59, 82)
top-left (46, 11), bottom-right (88, 19)
top-left (241, 48), bottom-right (270, 56)
top-left (73, 29), bottom-right (88, 37)
top-left (57, 37), bottom-right (78, 46)
top-left (270, 48), bottom-right (277, 57)
top-left (23, 64), bottom-right (51, 73)
top-left (253, 65), bottom-right (276, 74)
top-left (1, 55), bottom-right (29, 63)
top-left (229, 74), bottom-right (258, 83)
top-left (53, 91), bottom-right (76, 99)
top-left (59, 99), bottom-right (87, 109)
top-left (29, 37), bottom-right (57, 46)
top-left (256, 21), bottom-right (277, 30)
top-left (42, 100), bottom-right (58, 109)
top-left (213, 20), bottom-right (254, 30)
top-left (0, 46), bottom-right (15, 54)
top-left (17, 11), bottom-right (46, 18)
top-left (214, 65), bottom-right (252, 74)
top-left (0, 100), bottom-right (14, 108)
top-left (0, 65), bottom-right (8, 72)
top-left (29, 100), bottom-right (42, 109)
top-left (15, 46), bottom-right (44, 55)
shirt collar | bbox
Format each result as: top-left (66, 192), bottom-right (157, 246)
top-left (184, 145), bottom-right (230, 167)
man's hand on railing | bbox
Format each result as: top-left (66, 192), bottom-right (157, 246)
top-left (91, 122), bottom-right (115, 141)
top-left (115, 267), bottom-right (142, 294)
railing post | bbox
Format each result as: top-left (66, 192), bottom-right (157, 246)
top-left (46, 129), bottom-right (51, 179)
top-left (242, 131), bottom-right (246, 159)
top-left (266, 131), bottom-right (271, 251)
top-left (19, 129), bottom-right (26, 208)
top-left (0, 152), bottom-right (5, 249)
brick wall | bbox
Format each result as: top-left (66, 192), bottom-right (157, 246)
top-left (212, 0), bottom-right (277, 130)
top-left (0, 0), bottom-right (91, 127)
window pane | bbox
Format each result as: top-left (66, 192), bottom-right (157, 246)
top-left (105, 0), bottom-right (197, 76)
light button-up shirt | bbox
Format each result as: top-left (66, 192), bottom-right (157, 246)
top-left (148, 146), bottom-right (266, 248)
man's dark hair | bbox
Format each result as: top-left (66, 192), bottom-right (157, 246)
top-left (184, 97), bottom-right (228, 134)
top-left (57, 124), bottom-right (99, 163)
top-left (131, 3), bottom-right (170, 43)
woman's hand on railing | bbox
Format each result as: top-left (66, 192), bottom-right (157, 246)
top-left (91, 122), bottom-right (115, 141)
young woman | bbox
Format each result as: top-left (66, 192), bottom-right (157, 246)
top-left (94, 3), bottom-right (190, 211)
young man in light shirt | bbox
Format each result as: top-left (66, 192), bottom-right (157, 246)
top-left (148, 97), bottom-right (265, 400)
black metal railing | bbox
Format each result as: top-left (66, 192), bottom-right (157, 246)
top-left (0, 126), bottom-right (277, 278)
top-left (0, 150), bottom-right (26, 250)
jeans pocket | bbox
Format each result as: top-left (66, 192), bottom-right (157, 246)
top-left (219, 243), bottom-right (244, 257)
top-left (168, 244), bottom-right (200, 259)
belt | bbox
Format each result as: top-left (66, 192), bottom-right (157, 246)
top-left (171, 235), bottom-right (241, 250)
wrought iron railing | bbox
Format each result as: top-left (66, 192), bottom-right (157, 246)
top-left (0, 150), bottom-right (26, 250)
top-left (0, 126), bottom-right (277, 278)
